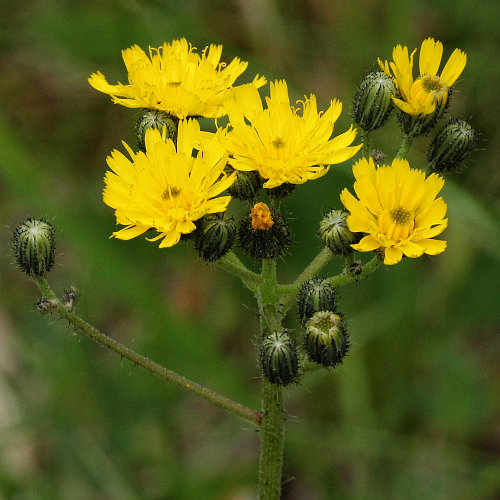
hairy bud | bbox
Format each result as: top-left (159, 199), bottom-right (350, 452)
top-left (13, 218), bottom-right (55, 276)
top-left (227, 169), bottom-right (263, 201)
top-left (238, 203), bottom-right (291, 261)
top-left (427, 118), bottom-right (477, 173)
top-left (298, 278), bottom-right (337, 325)
top-left (318, 209), bottom-right (360, 256)
top-left (304, 311), bottom-right (349, 368)
top-left (353, 71), bottom-right (396, 132)
top-left (260, 330), bottom-right (299, 386)
top-left (136, 109), bottom-right (178, 151)
top-left (194, 214), bottom-right (236, 262)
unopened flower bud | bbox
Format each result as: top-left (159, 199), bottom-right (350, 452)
top-left (427, 118), bottom-right (477, 173)
top-left (260, 330), bottom-right (299, 386)
top-left (353, 72), bottom-right (396, 132)
top-left (227, 169), bottom-right (262, 201)
top-left (239, 203), bottom-right (290, 260)
top-left (194, 214), bottom-right (236, 262)
top-left (267, 182), bottom-right (296, 199)
top-left (318, 210), bottom-right (360, 256)
top-left (136, 110), bottom-right (178, 151)
top-left (305, 311), bottom-right (349, 367)
top-left (298, 278), bottom-right (337, 325)
top-left (13, 218), bottom-right (55, 276)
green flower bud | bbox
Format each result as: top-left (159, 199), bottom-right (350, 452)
top-left (260, 330), bottom-right (299, 386)
top-left (427, 118), bottom-right (477, 173)
top-left (304, 311), bottom-right (349, 368)
top-left (298, 278), bottom-right (337, 325)
top-left (227, 168), bottom-right (263, 201)
top-left (136, 109), bottom-right (178, 151)
top-left (13, 218), bottom-right (55, 276)
top-left (318, 209), bottom-right (361, 256)
top-left (266, 182), bottom-right (296, 199)
top-left (238, 203), bottom-right (291, 261)
top-left (194, 214), bottom-right (236, 262)
top-left (352, 72), bottom-right (396, 132)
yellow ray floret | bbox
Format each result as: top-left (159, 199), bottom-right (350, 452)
top-left (378, 37), bottom-right (466, 116)
top-left (103, 120), bottom-right (236, 248)
top-left (340, 157), bottom-right (448, 265)
top-left (220, 80), bottom-right (362, 189)
top-left (89, 38), bottom-right (266, 119)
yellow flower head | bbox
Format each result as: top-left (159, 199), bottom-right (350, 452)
top-left (340, 157), bottom-right (448, 265)
top-left (89, 38), bottom-right (266, 119)
top-left (220, 80), bottom-right (362, 189)
top-left (378, 38), bottom-right (466, 116)
top-left (103, 120), bottom-right (236, 248)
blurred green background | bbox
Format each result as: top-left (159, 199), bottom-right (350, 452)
top-left (1, 1), bottom-right (499, 498)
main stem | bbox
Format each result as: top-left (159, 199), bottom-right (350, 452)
top-left (258, 379), bottom-right (284, 500)
top-left (257, 261), bottom-right (286, 499)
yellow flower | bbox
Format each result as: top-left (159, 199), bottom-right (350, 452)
top-left (340, 157), bottom-right (448, 265)
top-left (378, 38), bottom-right (466, 116)
top-left (103, 120), bottom-right (236, 248)
top-left (89, 38), bottom-right (266, 119)
top-left (220, 80), bottom-right (362, 189)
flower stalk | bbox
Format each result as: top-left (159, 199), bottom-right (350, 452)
top-left (33, 276), bottom-right (262, 427)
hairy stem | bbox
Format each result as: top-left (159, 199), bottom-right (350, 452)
top-left (257, 289), bottom-right (285, 500)
top-left (277, 247), bottom-right (334, 312)
top-left (34, 277), bottom-right (261, 427)
top-left (396, 133), bottom-right (414, 159)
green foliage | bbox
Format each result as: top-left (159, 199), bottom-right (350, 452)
top-left (1, 0), bottom-right (499, 498)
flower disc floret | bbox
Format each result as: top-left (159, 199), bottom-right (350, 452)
top-left (221, 80), bottom-right (362, 189)
top-left (340, 157), bottom-right (448, 265)
top-left (89, 38), bottom-right (266, 119)
top-left (378, 37), bottom-right (466, 116)
top-left (103, 120), bottom-right (236, 248)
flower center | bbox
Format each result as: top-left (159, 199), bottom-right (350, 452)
top-left (390, 207), bottom-right (412, 225)
top-left (272, 138), bottom-right (286, 149)
top-left (162, 185), bottom-right (181, 200)
top-left (421, 75), bottom-right (447, 93)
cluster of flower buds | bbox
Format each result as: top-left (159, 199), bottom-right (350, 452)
top-left (261, 277), bottom-right (350, 386)
top-left (298, 278), bottom-right (349, 368)
top-left (352, 39), bottom-right (477, 175)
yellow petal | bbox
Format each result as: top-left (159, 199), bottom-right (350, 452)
top-left (440, 48), bottom-right (467, 86)
top-left (419, 38), bottom-right (443, 77)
